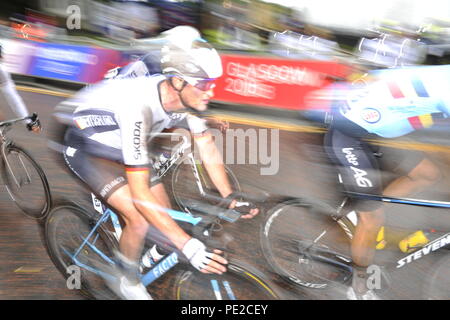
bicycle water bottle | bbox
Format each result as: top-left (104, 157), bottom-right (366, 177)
top-left (398, 229), bottom-right (435, 253)
top-left (153, 151), bottom-right (171, 170)
top-left (141, 245), bottom-right (164, 268)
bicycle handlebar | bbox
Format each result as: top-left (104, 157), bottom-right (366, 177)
top-left (201, 190), bottom-right (271, 208)
top-left (0, 113), bottom-right (38, 126)
top-left (0, 113), bottom-right (38, 128)
top-left (180, 198), bottom-right (242, 223)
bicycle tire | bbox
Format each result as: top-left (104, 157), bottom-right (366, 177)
top-left (171, 159), bottom-right (241, 213)
top-left (260, 199), bottom-right (352, 289)
top-left (174, 259), bottom-right (281, 300)
top-left (423, 254), bottom-right (450, 299)
top-left (45, 204), bottom-right (120, 300)
top-left (1, 143), bottom-right (51, 219)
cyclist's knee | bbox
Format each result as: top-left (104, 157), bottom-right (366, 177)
top-left (408, 159), bottom-right (441, 185)
top-left (123, 212), bottom-right (149, 236)
top-left (357, 208), bottom-right (384, 229)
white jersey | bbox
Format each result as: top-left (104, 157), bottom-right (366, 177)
top-left (62, 75), bottom-right (207, 168)
top-left (0, 64), bottom-right (30, 120)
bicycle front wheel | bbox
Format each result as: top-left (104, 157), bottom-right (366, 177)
top-left (174, 260), bottom-right (280, 300)
top-left (45, 205), bottom-right (120, 300)
top-left (260, 199), bottom-right (352, 289)
top-left (1, 143), bottom-right (51, 219)
top-left (171, 159), bottom-right (241, 212)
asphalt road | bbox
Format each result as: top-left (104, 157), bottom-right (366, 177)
top-left (0, 87), bottom-right (449, 300)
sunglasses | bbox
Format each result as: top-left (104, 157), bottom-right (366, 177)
top-left (185, 77), bottom-right (217, 91)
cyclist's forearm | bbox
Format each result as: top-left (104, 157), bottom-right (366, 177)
top-left (127, 172), bottom-right (191, 250)
top-left (0, 83), bottom-right (30, 120)
top-left (134, 190), bottom-right (191, 250)
top-left (196, 136), bottom-right (233, 197)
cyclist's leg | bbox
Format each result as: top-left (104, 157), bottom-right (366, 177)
top-left (380, 143), bottom-right (441, 197)
top-left (150, 181), bottom-right (172, 210)
top-left (98, 170), bottom-right (170, 264)
top-left (324, 128), bottom-right (384, 297)
top-left (107, 185), bottom-right (150, 261)
top-left (63, 131), bottom-right (154, 299)
top-left (109, 180), bottom-right (172, 265)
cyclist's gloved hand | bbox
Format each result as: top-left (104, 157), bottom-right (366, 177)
top-left (182, 238), bottom-right (227, 274)
top-left (26, 117), bottom-right (41, 133)
top-left (229, 198), bottom-right (260, 219)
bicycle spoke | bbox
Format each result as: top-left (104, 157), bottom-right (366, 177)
top-left (46, 205), bottom-right (119, 300)
top-left (261, 200), bottom-right (352, 289)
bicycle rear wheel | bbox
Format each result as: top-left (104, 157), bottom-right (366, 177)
top-left (260, 199), bottom-right (353, 289)
top-left (171, 159), bottom-right (241, 212)
top-left (45, 205), bottom-right (120, 300)
top-left (424, 254), bottom-right (450, 299)
top-left (174, 260), bottom-right (280, 300)
top-left (1, 143), bottom-right (51, 219)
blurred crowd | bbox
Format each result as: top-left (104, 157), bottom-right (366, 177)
top-left (0, 0), bottom-right (450, 67)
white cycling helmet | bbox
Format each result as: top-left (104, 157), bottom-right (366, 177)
top-left (161, 38), bottom-right (223, 82)
top-left (162, 25), bottom-right (201, 44)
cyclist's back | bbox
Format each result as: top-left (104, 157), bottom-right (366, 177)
top-left (319, 64), bottom-right (449, 300)
top-left (330, 65), bottom-right (450, 139)
top-left (63, 75), bottom-right (206, 166)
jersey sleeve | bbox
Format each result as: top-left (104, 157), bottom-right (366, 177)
top-left (0, 66), bottom-right (30, 120)
top-left (117, 104), bottom-right (153, 169)
top-left (117, 60), bottom-right (149, 79)
top-left (185, 114), bottom-right (208, 134)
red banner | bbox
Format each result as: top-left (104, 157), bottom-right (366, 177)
top-left (213, 54), bottom-right (350, 110)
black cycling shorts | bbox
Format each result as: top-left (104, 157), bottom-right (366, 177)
top-left (324, 120), bottom-right (425, 211)
top-left (63, 127), bottom-right (161, 200)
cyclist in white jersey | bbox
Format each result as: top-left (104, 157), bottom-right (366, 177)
top-left (60, 38), bottom-right (258, 300)
top-left (103, 25), bottom-right (230, 133)
top-left (0, 44), bottom-right (40, 132)
top-left (312, 65), bottom-right (449, 299)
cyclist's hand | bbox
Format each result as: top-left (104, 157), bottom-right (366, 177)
top-left (182, 238), bottom-right (228, 274)
top-left (229, 199), bottom-right (259, 219)
top-left (205, 117), bottom-right (229, 133)
top-left (26, 119), bottom-right (41, 134)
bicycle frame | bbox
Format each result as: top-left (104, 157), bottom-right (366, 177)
top-left (148, 132), bottom-right (208, 197)
top-left (65, 197), bottom-right (202, 287)
top-left (334, 192), bottom-right (450, 270)
top-left (0, 116), bottom-right (36, 190)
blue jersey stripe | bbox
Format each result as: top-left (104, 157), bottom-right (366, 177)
top-left (411, 78), bottom-right (429, 97)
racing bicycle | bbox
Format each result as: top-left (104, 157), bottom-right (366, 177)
top-left (0, 113), bottom-right (51, 219)
top-left (260, 188), bottom-right (450, 299)
top-left (45, 131), bottom-right (278, 299)
top-left (45, 192), bottom-right (281, 300)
